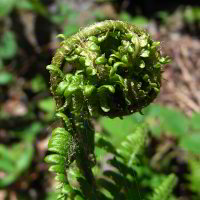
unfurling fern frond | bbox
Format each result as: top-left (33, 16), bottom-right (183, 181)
top-left (45, 20), bottom-right (170, 199)
top-left (149, 174), bottom-right (177, 200)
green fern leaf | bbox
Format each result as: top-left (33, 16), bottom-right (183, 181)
top-left (117, 126), bottom-right (147, 167)
top-left (149, 174), bottom-right (177, 200)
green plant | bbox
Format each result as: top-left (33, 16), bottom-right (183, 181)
top-left (45, 20), bottom-right (173, 200)
top-left (144, 104), bottom-right (200, 155)
top-left (0, 0), bottom-right (48, 19)
top-left (0, 122), bottom-right (42, 187)
top-left (0, 31), bottom-right (17, 85)
top-left (184, 6), bottom-right (200, 25)
top-left (119, 12), bottom-right (149, 26)
top-left (141, 104), bottom-right (200, 199)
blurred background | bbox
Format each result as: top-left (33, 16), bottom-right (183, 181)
top-left (0, 0), bottom-right (200, 200)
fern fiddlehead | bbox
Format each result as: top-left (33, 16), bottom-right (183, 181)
top-left (45, 20), bottom-right (170, 200)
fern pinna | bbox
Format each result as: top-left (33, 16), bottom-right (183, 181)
top-left (45, 20), bottom-right (172, 200)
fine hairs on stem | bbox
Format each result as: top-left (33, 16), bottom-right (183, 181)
top-left (45, 20), bottom-right (172, 200)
